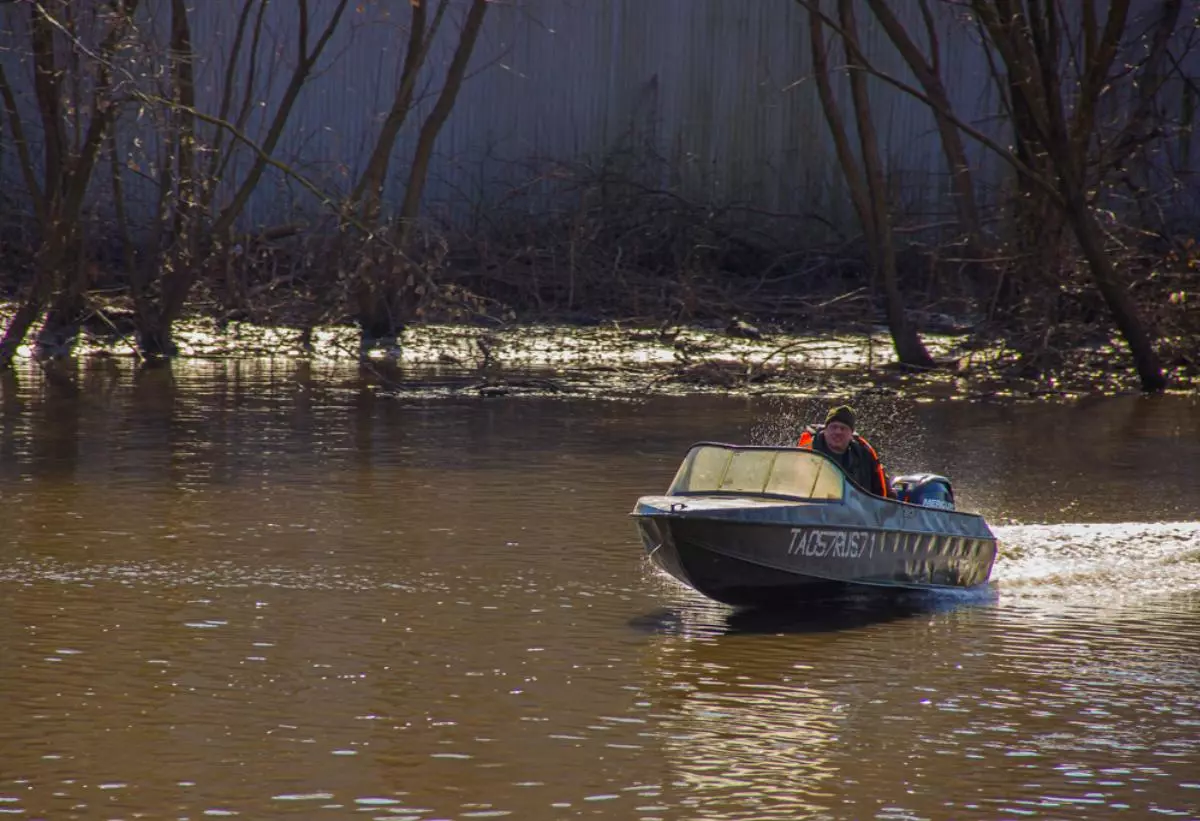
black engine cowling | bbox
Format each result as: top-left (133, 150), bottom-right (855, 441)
top-left (891, 473), bottom-right (956, 510)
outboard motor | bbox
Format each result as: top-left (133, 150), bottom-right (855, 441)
top-left (891, 473), bottom-right (956, 511)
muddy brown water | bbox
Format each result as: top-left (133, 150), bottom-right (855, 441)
top-left (1, 358), bottom-right (1198, 821)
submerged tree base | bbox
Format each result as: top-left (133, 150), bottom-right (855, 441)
top-left (1, 299), bottom-right (1194, 400)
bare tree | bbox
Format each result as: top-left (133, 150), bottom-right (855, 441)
top-left (343, 0), bottom-right (490, 351)
top-left (972, 11), bottom-right (1069, 322)
top-left (804, 0), bottom-right (936, 369)
top-left (112, 0), bottom-right (489, 357)
top-left (969, 0), bottom-right (1170, 392)
top-left (796, 0), bottom-right (1177, 392)
top-left (0, 0), bottom-right (143, 370)
top-left (124, 0), bottom-right (199, 360)
top-left (129, 0), bottom-right (353, 359)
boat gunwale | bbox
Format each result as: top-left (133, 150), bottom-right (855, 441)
top-left (633, 491), bottom-right (993, 526)
top-left (632, 489), bottom-right (839, 507)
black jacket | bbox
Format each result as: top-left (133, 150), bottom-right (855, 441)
top-left (799, 426), bottom-right (890, 497)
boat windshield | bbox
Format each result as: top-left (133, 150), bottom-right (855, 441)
top-left (667, 444), bottom-right (845, 501)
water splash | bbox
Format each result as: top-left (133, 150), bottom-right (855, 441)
top-left (749, 390), bottom-right (918, 449)
top-left (992, 521), bottom-right (1200, 604)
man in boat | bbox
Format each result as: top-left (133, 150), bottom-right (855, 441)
top-left (797, 404), bottom-right (891, 497)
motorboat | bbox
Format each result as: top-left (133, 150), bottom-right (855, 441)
top-left (631, 442), bottom-right (998, 607)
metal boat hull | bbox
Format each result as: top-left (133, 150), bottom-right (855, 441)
top-left (634, 497), bottom-right (998, 608)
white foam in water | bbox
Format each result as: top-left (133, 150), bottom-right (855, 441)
top-left (992, 521), bottom-right (1200, 603)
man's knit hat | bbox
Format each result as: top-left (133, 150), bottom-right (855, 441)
top-left (824, 404), bottom-right (856, 429)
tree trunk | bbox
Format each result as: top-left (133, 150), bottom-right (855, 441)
top-left (0, 234), bottom-right (65, 369)
top-left (351, 0), bottom-right (448, 223)
top-left (36, 284), bottom-right (89, 356)
top-left (355, 0), bottom-right (489, 352)
top-left (861, 0), bottom-right (984, 263)
top-left (0, 296), bottom-right (45, 370)
top-left (1064, 191), bottom-right (1167, 393)
top-left (838, 0), bottom-right (934, 368)
top-left (969, 0), bottom-right (1166, 392)
top-left (806, 2), bottom-right (876, 254)
top-left (1, 1), bottom-right (141, 366)
top-left (35, 222), bottom-right (90, 356)
top-left (132, 0), bottom-right (351, 359)
top-left (136, 314), bottom-right (179, 360)
top-left (396, 0), bottom-right (489, 241)
top-left (353, 253), bottom-right (418, 351)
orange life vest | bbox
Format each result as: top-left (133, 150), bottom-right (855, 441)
top-left (797, 429), bottom-right (890, 498)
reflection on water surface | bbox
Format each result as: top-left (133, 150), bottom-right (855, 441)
top-left (0, 359), bottom-right (1197, 820)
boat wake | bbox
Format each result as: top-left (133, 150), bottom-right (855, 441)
top-left (991, 521), bottom-right (1200, 604)
top-left (637, 522), bottom-right (1199, 636)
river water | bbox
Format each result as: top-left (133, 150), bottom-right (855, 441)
top-left (1, 358), bottom-right (1198, 821)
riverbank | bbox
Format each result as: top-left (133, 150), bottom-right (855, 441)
top-left (3, 306), bottom-right (1194, 400)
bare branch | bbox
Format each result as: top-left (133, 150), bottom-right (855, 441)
top-left (0, 61), bottom-right (45, 221)
top-left (59, 0), bottom-right (143, 224)
top-left (210, 0), bottom-right (352, 239)
top-left (794, 0), bottom-right (1064, 205)
top-left (1072, 0), bottom-right (1132, 159)
top-left (800, 0), bottom-right (873, 250)
top-left (204, 0), bottom-right (259, 199)
top-left (207, 0), bottom-right (270, 204)
top-left (1100, 0), bottom-right (1183, 172)
top-left (351, 0), bottom-right (452, 219)
top-left (398, 0), bottom-right (489, 240)
top-left (170, 0), bottom-right (197, 243)
top-left (30, 4), bottom-right (65, 202)
top-left (862, 0), bottom-right (983, 251)
top-left (918, 0), bottom-right (940, 75)
top-left (131, 91), bottom-right (378, 239)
